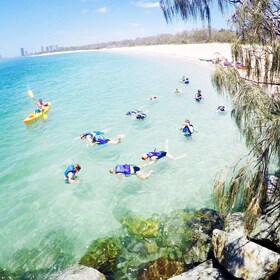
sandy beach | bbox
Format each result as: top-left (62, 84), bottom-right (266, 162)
top-left (36, 43), bottom-right (232, 63)
top-left (103, 43), bottom-right (232, 62)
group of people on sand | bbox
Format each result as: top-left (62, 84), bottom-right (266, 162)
top-left (61, 73), bottom-right (226, 183)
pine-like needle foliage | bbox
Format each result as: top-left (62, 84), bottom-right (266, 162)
top-left (160, 0), bottom-right (280, 230)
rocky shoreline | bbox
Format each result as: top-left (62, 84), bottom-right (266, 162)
top-left (53, 176), bottom-right (279, 280)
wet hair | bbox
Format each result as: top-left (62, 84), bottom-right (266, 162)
top-left (75, 164), bottom-right (81, 171)
top-left (109, 168), bottom-right (115, 174)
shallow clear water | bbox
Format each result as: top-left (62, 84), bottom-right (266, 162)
top-left (0, 51), bottom-right (247, 270)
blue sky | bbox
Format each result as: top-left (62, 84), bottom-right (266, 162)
top-left (0, 0), bottom-right (232, 58)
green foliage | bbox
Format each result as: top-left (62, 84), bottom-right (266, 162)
top-left (211, 65), bottom-right (280, 229)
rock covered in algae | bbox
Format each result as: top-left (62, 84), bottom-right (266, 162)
top-left (3, 231), bottom-right (75, 278)
top-left (137, 258), bottom-right (185, 280)
top-left (79, 237), bottom-right (121, 275)
top-left (121, 215), bottom-right (159, 238)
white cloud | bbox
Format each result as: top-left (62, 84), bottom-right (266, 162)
top-left (135, 1), bottom-right (160, 8)
top-left (131, 23), bottom-right (140, 27)
top-left (96, 7), bottom-right (108, 13)
top-left (81, 9), bottom-right (88, 14)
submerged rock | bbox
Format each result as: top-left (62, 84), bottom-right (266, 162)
top-left (79, 237), bottom-right (121, 276)
top-left (121, 215), bottom-right (159, 238)
top-left (137, 258), bottom-right (185, 280)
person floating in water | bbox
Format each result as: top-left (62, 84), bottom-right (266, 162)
top-left (217, 105), bottom-right (226, 112)
top-left (195, 90), bottom-right (203, 102)
top-left (179, 119), bottom-right (194, 137)
top-left (141, 139), bottom-right (186, 163)
top-left (91, 134), bottom-right (124, 145)
top-left (149, 96), bottom-right (157, 100)
top-left (174, 88), bottom-right (182, 94)
top-left (34, 99), bottom-right (48, 113)
top-left (64, 164), bottom-right (81, 183)
top-left (126, 110), bottom-right (147, 120)
top-left (76, 129), bottom-right (111, 144)
top-left (109, 164), bottom-right (154, 180)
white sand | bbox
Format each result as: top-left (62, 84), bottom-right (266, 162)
top-left (34, 43), bottom-right (232, 62)
top-left (103, 43), bottom-right (232, 62)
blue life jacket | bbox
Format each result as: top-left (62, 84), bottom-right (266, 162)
top-left (64, 164), bottom-right (76, 178)
top-left (93, 130), bottom-right (104, 135)
top-left (95, 137), bottom-right (109, 145)
top-left (147, 151), bottom-right (166, 160)
top-left (114, 164), bottom-right (131, 175)
top-left (182, 125), bottom-right (193, 136)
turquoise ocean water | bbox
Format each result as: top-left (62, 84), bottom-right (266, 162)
top-left (0, 51), bottom-right (247, 275)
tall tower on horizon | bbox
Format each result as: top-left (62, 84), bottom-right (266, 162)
top-left (20, 48), bottom-right (25, 57)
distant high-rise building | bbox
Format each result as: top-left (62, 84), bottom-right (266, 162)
top-left (41, 46), bottom-right (44, 52)
top-left (46, 46), bottom-right (49, 52)
top-left (20, 48), bottom-right (25, 57)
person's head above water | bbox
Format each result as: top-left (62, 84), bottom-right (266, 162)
top-left (109, 168), bottom-right (116, 174)
top-left (74, 164), bottom-right (81, 172)
top-left (141, 154), bottom-right (149, 160)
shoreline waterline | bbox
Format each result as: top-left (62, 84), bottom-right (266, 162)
top-left (34, 43), bottom-right (232, 62)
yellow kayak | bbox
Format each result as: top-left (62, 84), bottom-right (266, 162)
top-left (23, 102), bottom-right (51, 125)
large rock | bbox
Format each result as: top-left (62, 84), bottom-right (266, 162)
top-left (249, 200), bottom-right (280, 250)
top-left (52, 264), bottom-right (106, 280)
top-left (212, 229), bottom-right (280, 280)
top-left (168, 260), bottom-right (227, 280)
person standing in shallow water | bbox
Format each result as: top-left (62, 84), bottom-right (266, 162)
top-left (179, 119), bottom-right (194, 136)
top-left (64, 164), bottom-right (81, 183)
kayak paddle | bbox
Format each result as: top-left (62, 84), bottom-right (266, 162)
top-left (28, 90), bottom-right (48, 119)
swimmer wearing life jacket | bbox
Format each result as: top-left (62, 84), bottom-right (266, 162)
top-left (109, 164), bottom-right (154, 180)
top-left (141, 139), bottom-right (186, 164)
top-left (76, 128), bottom-right (111, 144)
top-left (91, 134), bottom-right (124, 145)
top-left (217, 105), bottom-right (226, 112)
top-left (195, 90), bottom-right (203, 102)
top-left (64, 164), bottom-right (81, 183)
top-left (179, 119), bottom-right (194, 137)
top-left (126, 110), bottom-right (147, 120)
